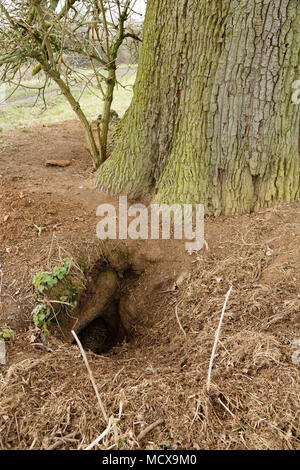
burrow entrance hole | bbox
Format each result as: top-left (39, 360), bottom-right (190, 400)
top-left (70, 257), bottom-right (140, 355)
top-left (76, 300), bottom-right (126, 355)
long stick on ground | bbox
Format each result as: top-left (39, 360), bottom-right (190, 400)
top-left (72, 330), bottom-right (108, 423)
top-left (206, 286), bottom-right (233, 393)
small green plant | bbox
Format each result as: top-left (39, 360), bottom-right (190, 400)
top-left (0, 328), bottom-right (14, 341)
top-left (146, 442), bottom-right (171, 450)
top-left (32, 258), bottom-right (79, 333)
top-left (24, 215), bottom-right (46, 237)
top-left (235, 425), bottom-right (245, 433)
top-left (118, 437), bottom-right (126, 449)
top-left (33, 223), bottom-right (46, 237)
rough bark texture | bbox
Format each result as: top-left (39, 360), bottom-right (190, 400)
top-left (96, 0), bottom-right (300, 215)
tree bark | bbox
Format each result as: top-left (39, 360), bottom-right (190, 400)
top-left (95, 0), bottom-right (300, 215)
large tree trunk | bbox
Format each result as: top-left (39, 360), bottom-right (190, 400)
top-left (96, 0), bottom-right (300, 215)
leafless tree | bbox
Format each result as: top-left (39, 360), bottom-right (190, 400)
top-left (0, 0), bottom-right (142, 168)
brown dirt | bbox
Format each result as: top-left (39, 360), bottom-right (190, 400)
top-left (0, 120), bottom-right (299, 450)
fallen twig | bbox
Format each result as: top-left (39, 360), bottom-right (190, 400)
top-left (206, 286), bottom-right (233, 392)
top-left (72, 330), bottom-right (108, 423)
top-left (47, 432), bottom-right (78, 450)
top-left (175, 300), bottom-right (186, 337)
top-left (113, 366), bottom-right (125, 383)
top-left (218, 398), bottom-right (235, 418)
top-left (84, 418), bottom-right (112, 451)
top-left (84, 398), bottom-right (123, 450)
top-left (137, 418), bottom-right (164, 442)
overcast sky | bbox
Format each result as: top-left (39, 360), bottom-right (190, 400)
top-left (4, 1), bottom-right (146, 18)
top-left (58, 0), bottom-right (146, 18)
top-left (132, 0), bottom-right (146, 17)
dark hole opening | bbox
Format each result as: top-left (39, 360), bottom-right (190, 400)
top-left (76, 300), bottom-right (126, 355)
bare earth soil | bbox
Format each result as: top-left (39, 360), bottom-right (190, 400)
top-left (0, 120), bottom-right (299, 450)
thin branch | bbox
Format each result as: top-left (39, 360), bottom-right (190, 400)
top-left (137, 419), bottom-right (164, 442)
top-left (98, 0), bottom-right (110, 58)
top-left (123, 32), bottom-right (141, 42)
top-left (30, 0), bottom-right (55, 68)
top-left (0, 1), bottom-right (16, 27)
top-left (175, 300), bottom-right (186, 337)
top-left (84, 418), bottom-right (112, 450)
top-left (206, 286), bottom-right (233, 392)
top-left (72, 330), bottom-right (108, 424)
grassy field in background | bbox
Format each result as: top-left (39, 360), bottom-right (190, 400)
top-left (0, 65), bottom-right (137, 130)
